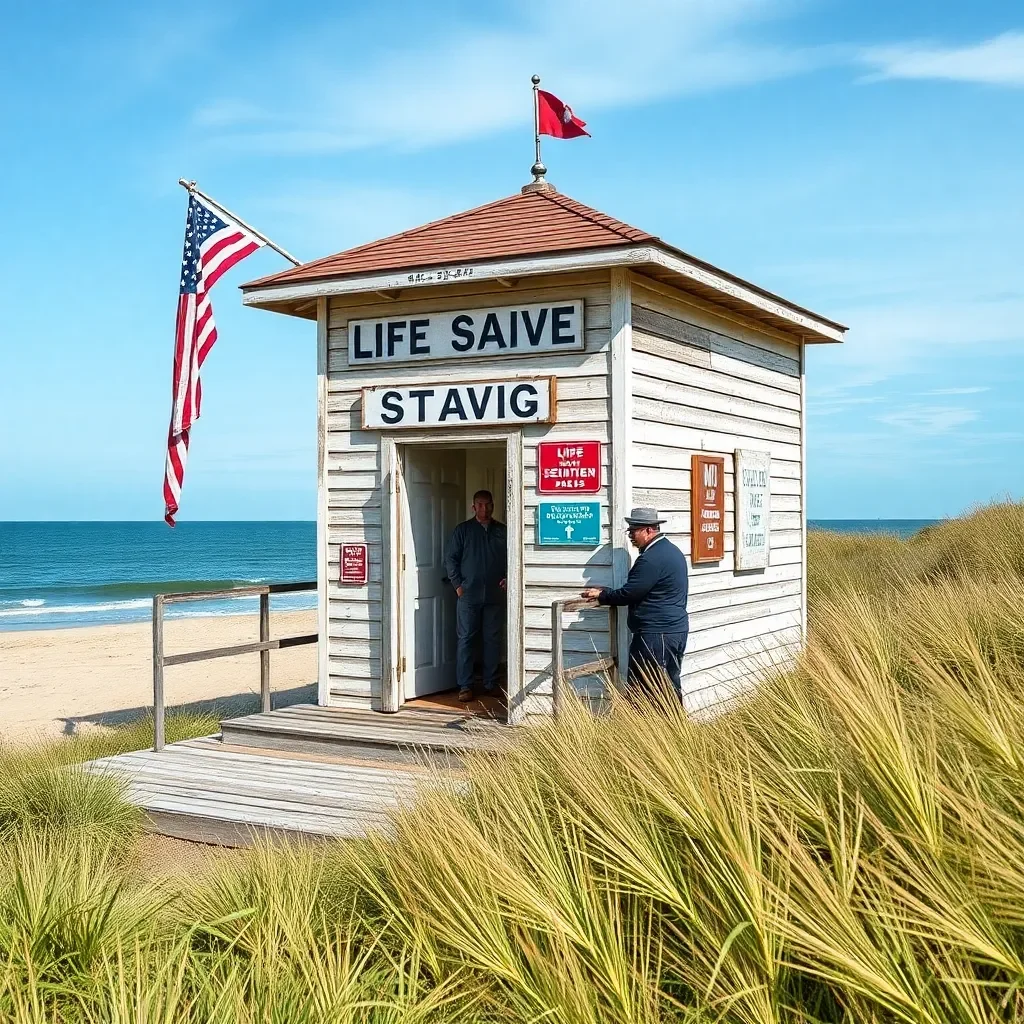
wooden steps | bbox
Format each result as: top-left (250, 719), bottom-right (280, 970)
top-left (86, 737), bottom-right (436, 846)
top-left (85, 704), bottom-right (509, 846)
top-left (218, 703), bottom-right (508, 764)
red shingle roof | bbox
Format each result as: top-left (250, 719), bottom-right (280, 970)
top-left (244, 189), bottom-right (658, 288)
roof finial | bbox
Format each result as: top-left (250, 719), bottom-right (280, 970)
top-left (522, 74), bottom-right (556, 194)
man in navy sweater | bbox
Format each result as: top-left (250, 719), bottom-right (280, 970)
top-left (582, 507), bottom-right (689, 702)
top-left (444, 490), bottom-right (507, 702)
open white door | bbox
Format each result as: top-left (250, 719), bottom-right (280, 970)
top-left (402, 447), bottom-right (466, 698)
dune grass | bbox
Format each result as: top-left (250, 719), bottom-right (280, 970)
top-left (3, 502), bottom-right (1024, 1021)
top-left (0, 711), bottom-right (219, 845)
top-left (808, 499), bottom-right (1024, 604)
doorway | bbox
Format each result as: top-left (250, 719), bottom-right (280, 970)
top-left (398, 442), bottom-right (510, 715)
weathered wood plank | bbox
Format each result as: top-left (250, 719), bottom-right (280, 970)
top-left (94, 746), bottom-right (423, 789)
top-left (632, 363), bottom-right (801, 428)
top-left (632, 396), bottom-right (801, 446)
top-left (117, 775), bottom-right (408, 818)
top-left (631, 277), bottom-right (809, 354)
top-left (632, 345), bottom-right (801, 411)
top-left (220, 713), bottom-right (502, 750)
top-left (632, 418), bottom-right (801, 463)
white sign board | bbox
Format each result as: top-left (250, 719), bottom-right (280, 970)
top-left (734, 449), bottom-right (771, 571)
top-left (362, 377), bottom-right (556, 430)
top-left (348, 300), bottom-right (584, 366)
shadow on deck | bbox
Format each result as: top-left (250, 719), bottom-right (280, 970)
top-left (60, 683), bottom-right (317, 736)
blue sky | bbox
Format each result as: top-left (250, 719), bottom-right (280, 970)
top-left (1, 0), bottom-right (1021, 521)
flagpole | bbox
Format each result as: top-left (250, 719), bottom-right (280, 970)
top-left (530, 74), bottom-right (547, 185)
top-left (177, 178), bottom-right (302, 267)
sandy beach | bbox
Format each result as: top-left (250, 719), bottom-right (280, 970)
top-left (0, 609), bottom-right (317, 743)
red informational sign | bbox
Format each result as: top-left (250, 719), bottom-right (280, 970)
top-left (340, 543), bottom-right (368, 585)
top-left (691, 454), bottom-right (726, 563)
top-left (537, 440), bottom-right (601, 494)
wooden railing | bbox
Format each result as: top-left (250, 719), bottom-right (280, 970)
top-left (152, 581), bottom-right (317, 751)
top-left (550, 599), bottom-right (619, 717)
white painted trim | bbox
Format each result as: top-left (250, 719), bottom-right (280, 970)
top-left (244, 249), bottom-right (643, 305)
top-left (609, 268), bottom-right (633, 683)
top-left (799, 340), bottom-right (808, 644)
top-left (242, 245), bottom-right (846, 343)
top-left (379, 427), bottom-right (525, 723)
top-left (315, 298), bottom-right (330, 707)
top-left (647, 250), bottom-right (846, 343)
top-left (505, 429), bottom-right (526, 725)
top-left (380, 437), bottom-right (401, 712)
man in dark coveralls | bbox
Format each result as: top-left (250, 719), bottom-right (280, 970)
top-left (581, 507), bottom-right (689, 702)
top-left (444, 490), bottom-right (507, 702)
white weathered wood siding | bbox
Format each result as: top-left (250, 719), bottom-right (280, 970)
top-left (322, 271), bottom-right (614, 712)
top-left (629, 277), bottom-right (805, 711)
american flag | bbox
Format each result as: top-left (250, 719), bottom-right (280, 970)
top-left (163, 195), bottom-right (265, 525)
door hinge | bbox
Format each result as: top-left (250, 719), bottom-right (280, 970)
top-left (401, 554), bottom-right (406, 570)
top-left (401, 657), bottom-right (407, 674)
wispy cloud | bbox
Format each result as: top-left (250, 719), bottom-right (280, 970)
top-left (85, 9), bottom-right (235, 88)
top-left (925, 386), bottom-right (990, 396)
top-left (196, 0), bottom-right (828, 155)
top-left (256, 184), bottom-right (465, 256)
top-left (877, 405), bottom-right (978, 435)
top-left (860, 31), bottom-right (1024, 86)
top-left (820, 294), bottom-right (1024, 388)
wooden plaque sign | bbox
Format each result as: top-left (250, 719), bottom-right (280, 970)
top-left (348, 300), bottom-right (584, 366)
top-left (340, 544), bottom-right (368, 585)
top-left (734, 449), bottom-right (771, 571)
top-left (362, 377), bottom-right (556, 430)
top-left (691, 454), bottom-right (725, 563)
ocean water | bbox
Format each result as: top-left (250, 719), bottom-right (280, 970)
top-left (1, 520), bottom-right (939, 633)
top-left (808, 519), bottom-right (939, 539)
top-left (0, 522), bottom-right (316, 632)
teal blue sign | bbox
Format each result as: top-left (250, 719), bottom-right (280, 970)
top-left (538, 502), bottom-right (601, 546)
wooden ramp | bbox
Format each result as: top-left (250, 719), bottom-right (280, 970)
top-left (85, 704), bottom-right (507, 847)
top-left (86, 737), bottom-right (441, 846)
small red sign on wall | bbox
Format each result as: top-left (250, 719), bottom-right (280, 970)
top-left (691, 454), bottom-right (726, 564)
top-left (340, 544), bottom-right (368, 585)
top-left (537, 440), bottom-right (601, 494)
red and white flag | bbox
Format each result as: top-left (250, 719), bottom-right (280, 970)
top-left (537, 89), bottom-right (590, 139)
top-left (163, 195), bottom-right (265, 525)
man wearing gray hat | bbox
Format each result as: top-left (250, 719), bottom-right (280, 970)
top-left (581, 508), bottom-right (689, 702)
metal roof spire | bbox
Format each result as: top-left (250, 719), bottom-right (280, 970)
top-left (522, 74), bottom-right (556, 194)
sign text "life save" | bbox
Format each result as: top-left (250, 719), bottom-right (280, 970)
top-left (348, 300), bottom-right (584, 365)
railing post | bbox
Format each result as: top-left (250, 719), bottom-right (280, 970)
top-left (608, 605), bottom-right (619, 688)
top-left (153, 595), bottom-right (165, 752)
top-left (259, 591), bottom-right (271, 713)
top-left (551, 601), bottom-right (565, 719)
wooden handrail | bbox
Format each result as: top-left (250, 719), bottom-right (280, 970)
top-left (550, 599), bottom-right (619, 717)
top-left (152, 581), bottom-right (317, 751)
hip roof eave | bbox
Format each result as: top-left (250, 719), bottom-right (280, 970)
top-left (240, 243), bottom-right (847, 343)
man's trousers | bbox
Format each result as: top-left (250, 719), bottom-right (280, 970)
top-left (456, 599), bottom-right (504, 692)
top-left (626, 631), bottom-right (687, 703)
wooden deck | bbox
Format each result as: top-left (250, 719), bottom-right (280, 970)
top-left (85, 703), bottom-right (507, 846)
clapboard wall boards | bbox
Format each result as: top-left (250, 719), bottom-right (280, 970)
top-left (629, 277), bottom-right (805, 712)
top-left (320, 271), bottom-right (616, 713)
top-left (317, 267), bottom-right (806, 719)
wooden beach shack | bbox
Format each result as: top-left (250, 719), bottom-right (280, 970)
top-left (240, 180), bottom-right (847, 727)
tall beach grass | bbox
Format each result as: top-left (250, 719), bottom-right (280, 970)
top-left (2, 502), bottom-right (1024, 1021)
